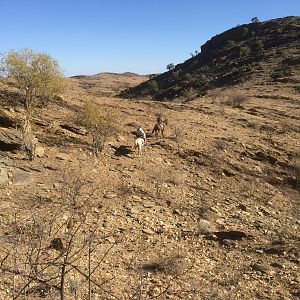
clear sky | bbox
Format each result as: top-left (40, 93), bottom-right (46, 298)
top-left (1, 0), bottom-right (299, 77)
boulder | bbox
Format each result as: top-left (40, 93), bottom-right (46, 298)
top-left (0, 130), bottom-right (22, 151)
top-left (35, 145), bottom-right (45, 157)
top-left (60, 124), bottom-right (87, 135)
top-left (0, 109), bottom-right (16, 128)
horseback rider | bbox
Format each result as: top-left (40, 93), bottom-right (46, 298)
top-left (156, 114), bottom-right (165, 132)
top-left (136, 126), bottom-right (146, 141)
top-left (157, 115), bottom-right (163, 125)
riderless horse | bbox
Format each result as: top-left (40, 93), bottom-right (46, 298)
top-left (152, 119), bottom-right (168, 137)
top-left (134, 137), bottom-right (145, 157)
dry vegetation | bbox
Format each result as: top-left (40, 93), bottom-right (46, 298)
top-left (0, 44), bottom-right (300, 300)
top-left (1, 72), bottom-right (299, 299)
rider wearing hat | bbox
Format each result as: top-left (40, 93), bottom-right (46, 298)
top-left (136, 126), bottom-right (146, 140)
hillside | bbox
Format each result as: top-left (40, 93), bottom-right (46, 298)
top-left (0, 18), bottom-right (300, 299)
top-left (69, 72), bottom-right (148, 97)
top-left (120, 16), bottom-right (300, 100)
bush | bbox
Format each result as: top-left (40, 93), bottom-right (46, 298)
top-left (225, 40), bottom-right (236, 50)
top-left (172, 70), bottom-right (180, 80)
top-left (239, 45), bottom-right (251, 57)
top-left (225, 93), bottom-right (248, 108)
top-left (79, 101), bottom-right (117, 155)
top-left (253, 39), bottom-right (264, 52)
top-left (182, 87), bottom-right (197, 100)
top-left (147, 80), bottom-right (159, 93)
top-left (242, 27), bottom-right (249, 37)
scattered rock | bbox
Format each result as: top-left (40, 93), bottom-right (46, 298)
top-left (49, 238), bottom-right (64, 252)
top-left (264, 245), bottom-right (286, 255)
top-left (0, 130), bottom-right (22, 151)
top-left (222, 168), bottom-right (237, 176)
top-left (60, 124), bottom-right (87, 135)
top-left (0, 109), bottom-right (16, 128)
top-left (56, 153), bottom-right (71, 161)
top-left (12, 168), bottom-right (33, 185)
top-left (250, 262), bottom-right (271, 274)
top-left (142, 228), bottom-right (155, 235)
top-left (270, 262), bottom-right (285, 269)
top-left (35, 145), bottom-right (45, 157)
top-left (53, 182), bottom-right (60, 189)
top-left (198, 219), bottom-right (214, 233)
top-left (0, 167), bottom-right (9, 184)
top-left (104, 192), bottom-right (118, 199)
top-left (238, 203), bottom-right (247, 211)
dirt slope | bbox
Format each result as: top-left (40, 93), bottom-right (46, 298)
top-left (0, 68), bottom-right (299, 299)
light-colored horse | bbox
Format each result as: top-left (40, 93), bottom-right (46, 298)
top-left (134, 137), bottom-right (145, 157)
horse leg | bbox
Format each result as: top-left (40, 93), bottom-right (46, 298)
top-left (138, 144), bottom-right (142, 157)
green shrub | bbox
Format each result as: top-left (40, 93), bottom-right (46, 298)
top-left (172, 70), bottom-right (180, 80)
top-left (239, 45), bottom-right (251, 57)
top-left (242, 27), bottom-right (249, 37)
top-left (253, 39), bottom-right (264, 51)
top-left (225, 40), bottom-right (236, 50)
top-left (79, 102), bottom-right (117, 155)
top-left (147, 80), bottom-right (159, 93)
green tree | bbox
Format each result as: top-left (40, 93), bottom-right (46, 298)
top-left (1, 49), bottom-right (65, 160)
top-left (79, 101), bottom-right (117, 155)
top-left (2, 49), bottom-right (65, 112)
top-left (251, 17), bottom-right (259, 23)
top-left (166, 63), bottom-right (175, 71)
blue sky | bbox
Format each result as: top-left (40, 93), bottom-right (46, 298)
top-left (1, 0), bottom-right (299, 76)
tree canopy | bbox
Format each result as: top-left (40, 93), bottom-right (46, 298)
top-left (1, 49), bottom-right (65, 111)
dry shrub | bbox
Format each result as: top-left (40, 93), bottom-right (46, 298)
top-left (142, 255), bottom-right (186, 276)
top-left (208, 90), bottom-right (222, 104)
top-left (182, 87), bottom-right (198, 100)
top-left (225, 93), bottom-right (248, 108)
top-left (174, 124), bottom-right (185, 147)
top-left (79, 101), bottom-right (118, 155)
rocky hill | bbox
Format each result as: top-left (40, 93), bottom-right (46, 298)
top-left (120, 16), bottom-right (300, 100)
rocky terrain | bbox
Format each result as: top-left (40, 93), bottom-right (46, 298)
top-left (0, 17), bottom-right (299, 300)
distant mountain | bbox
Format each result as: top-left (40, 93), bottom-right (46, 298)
top-left (70, 72), bottom-right (143, 79)
top-left (120, 16), bottom-right (300, 100)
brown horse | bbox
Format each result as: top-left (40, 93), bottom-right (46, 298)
top-left (152, 119), bottom-right (168, 137)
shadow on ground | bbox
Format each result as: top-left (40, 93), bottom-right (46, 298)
top-left (111, 145), bottom-right (133, 157)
